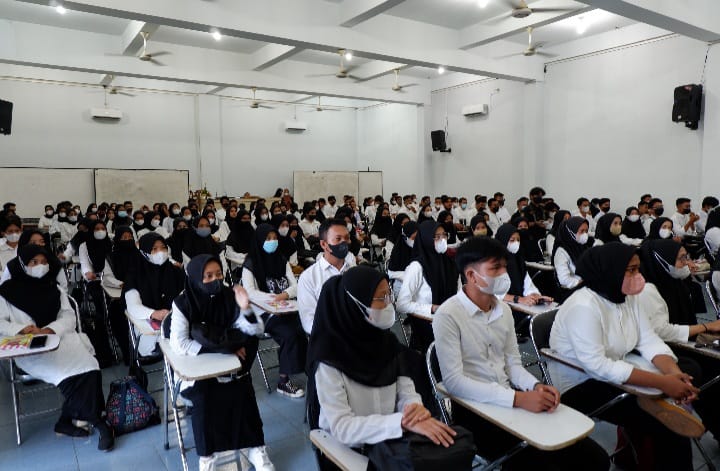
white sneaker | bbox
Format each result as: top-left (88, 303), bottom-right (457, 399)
top-left (247, 446), bottom-right (275, 471)
top-left (199, 455), bottom-right (216, 471)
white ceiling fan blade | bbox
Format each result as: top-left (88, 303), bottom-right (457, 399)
top-left (149, 58), bottom-right (166, 66)
top-left (494, 52), bottom-right (525, 59)
top-left (258, 104), bottom-right (275, 109)
top-left (148, 51), bottom-right (171, 58)
top-left (530, 7), bottom-right (577, 13)
top-left (534, 51), bottom-right (556, 58)
top-left (484, 11), bottom-right (514, 25)
top-left (399, 83), bottom-right (420, 88)
top-left (306, 73), bottom-right (338, 78)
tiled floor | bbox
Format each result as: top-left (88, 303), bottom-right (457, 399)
top-left (1, 318), bottom-right (719, 470)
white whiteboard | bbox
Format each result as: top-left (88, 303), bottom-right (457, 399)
top-left (293, 171), bottom-right (360, 206)
top-left (94, 169), bottom-right (189, 207)
top-left (0, 168), bottom-right (95, 217)
top-left (358, 171), bottom-right (383, 200)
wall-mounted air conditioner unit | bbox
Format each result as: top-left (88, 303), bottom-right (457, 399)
top-left (461, 104), bottom-right (489, 117)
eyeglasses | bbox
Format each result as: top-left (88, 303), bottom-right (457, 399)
top-left (372, 292), bottom-right (395, 305)
top-left (677, 254), bottom-right (690, 263)
top-left (433, 233), bottom-right (448, 240)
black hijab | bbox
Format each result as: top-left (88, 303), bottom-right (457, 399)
top-left (18, 230), bottom-right (51, 248)
top-left (437, 210), bottom-right (457, 244)
top-left (131, 210), bottom-right (148, 234)
top-left (270, 214), bottom-right (297, 260)
top-left (389, 214), bottom-right (410, 243)
top-left (647, 217), bottom-right (673, 240)
top-left (85, 220), bottom-right (112, 272)
top-left (69, 218), bottom-right (92, 252)
top-left (552, 216), bottom-right (591, 265)
top-left (575, 242), bottom-right (636, 304)
top-left (183, 216), bottom-right (221, 258)
top-left (174, 254), bottom-right (237, 327)
top-left (707, 208), bottom-right (720, 233)
top-left (110, 227), bottom-right (141, 282)
top-left (495, 223), bottom-right (526, 296)
top-left (167, 219), bottom-right (189, 261)
top-left (306, 266), bottom-right (408, 387)
top-left (124, 233), bottom-right (185, 310)
top-left (639, 239), bottom-right (696, 326)
top-left (470, 214), bottom-right (493, 238)
top-left (0, 245), bottom-right (62, 327)
top-left (371, 210), bottom-right (393, 239)
top-left (387, 221), bottom-right (418, 272)
top-left (227, 211), bottom-right (254, 253)
top-left (414, 221), bottom-right (458, 305)
top-left (622, 208), bottom-right (646, 240)
top-left (417, 204), bottom-right (434, 224)
top-left (202, 210), bottom-right (220, 234)
top-left (549, 210), bottom-right (571, 238)
top-left (514, 217), bottom-right (543, 263)
top-left (595, 213), bottom-right (622, 244)
top-left (244, 224), bottom-right (288, 293)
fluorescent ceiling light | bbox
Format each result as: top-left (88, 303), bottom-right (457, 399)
top-left (55, 5), bottom-right (67, 14)
top-left (478, 0), bottom-right (489, 8)
top-left (437, 66), bottom-right (446, 74)
top-left (211, 31), bottom-right (222, 41)
top-left (344, 51), bottom-right (353, 61)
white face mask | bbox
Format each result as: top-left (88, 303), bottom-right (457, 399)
top-left (45, 210), bottom-right (54, 217)
top-left (424, 211), bottom-right (432, 217)
top-left (183, 215), bottom-right (192, 221)
top-left (27, 263), bottom-right (50, 279)
top-left (93, 230), bottom-right (107, 240)
top-left (610, 225), bottom-right (622, 236)
top-left (261, 214), bottom-right (269, 221)
top-left (172, 208), bottom-right (181, 216)
top-left (59, 212), bottom-right (67, 218)
top-left (68, 216), bottom-right (77, 222)
top-left (434, 238), bottom-right (448, 254)
top-left (405, 237), bottom-right (415, 248)
top-left (474, 271), bottom-right (512, 296)
top-left (151, 219), bottom-right (161, 228)
top-left (659, 228), bottom-right (673, 239)
top-left (668, 265), bottom-right (691, 280)
top-left (208, 218), bottom-right (215, 225)
top-left (507, 241), bottom-right (520, 254)
top-left (5, 233), bottom-right (20, 243)
top-left (279, 226), bottom-right (289, 237)
top-left (135, 219), bottom-right (145, 226)
top-left (348, 291), bottom-right (396, 330)
top-left (346, 223), bottom-right (353, 232)
top-left (148, 250), bottom-right (169, 266)
top-left (627, 215), bottom-right (640, 223)
top-left (574, 232), bottom-right (589, 245)
top-left (581, 206), bottom-right (590, 213)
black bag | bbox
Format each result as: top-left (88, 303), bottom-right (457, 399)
top-left (105, 376), bottom-right (160, 435)
top-left (365, 426), bottom-right (476, 471)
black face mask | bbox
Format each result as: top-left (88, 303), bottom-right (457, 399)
top-left (601, 206), bottom-right (610, 213)
top-left (116, 240), bottom-right (135, 250)
top-left (681, 208), bottom-right (691, 215)
top-left (655, 207), bottom-right (665, 216)
top-left (307, 215), bottom-right (315, 221)
top-left (327, 241), bottom-right (349, 260)
top-left (203, 279), bottom-right (223, 295)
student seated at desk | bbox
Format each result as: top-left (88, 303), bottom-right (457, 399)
top-left (0, 230), bottom-right (66, 290)
top-left (136, 211), bottom-right (169, 240)
top-left (552, 217), bottom-right (591, 294)
top-left (201, 209), bottom-right (222, 242)
top-left (269, 214), bottom-right (300, 269)
top-left (225, 210), bottom-right (254, 276)
top-left (621, 207), bottom-right (646, 246)
top-left (217, 206), bottom-right (238, 243)
top-left (705, 209), bottom-right (720, 260)
top-left (166, 218), bottom-right (190, 266)
top-left (647, 217), bottom-right (682, 243)
top-left (0, 216), bottom-right (23, 271)
top-left (546, 210), bottom-right (570, 255)
top-left (436, 211), bottom-right (459, 247)
top-left (163, 203), bottom-right (181, 234)
top-left (0, 245), bottom-right (114, 451)
top-left (469, 215), bottom-right (492, 238)
top-left (182, 215), bottom-right (222, 267)
top-left (242, 224), bottom-right (307, 398)
top-left (639, 239), bottom-right (720, 444)
top-left (387, 221), bottom-right (418, 294)
top-left (51, 208), bottom-right (79, 244)
top-left (130, 210), bottom-right (148, 241)
top-left (124, 233), bottom-right (184, 357)
top-left (513, 217), bottom-right (544, 262)
top-left (38, 204), bottom-right (56, 231)
top-left (550, 243), bottom-right (699, 471)
top-left (170, 255), bottom-right (273, 471)
top-left (433, 237), bottom-right (609, 471)
top-left (370, 206), bottom-right (393, 248)
top-left (308, 266), bottom-right (475, 471)
top-left (396, 221), bottom-right (459, 353)
top-left (593, 213), bottom-right (623, 246)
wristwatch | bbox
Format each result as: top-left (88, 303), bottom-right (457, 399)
top-left (513, 295), bottom-right (520, 304)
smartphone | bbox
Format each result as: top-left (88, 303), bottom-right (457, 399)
top-left (536, 298), bottom-right (546, 306)
top-left (29, 335), bottom-right (47, 349)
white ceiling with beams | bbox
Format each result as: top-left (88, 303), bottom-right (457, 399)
top-left (0, 0), bottom-right (718, 107)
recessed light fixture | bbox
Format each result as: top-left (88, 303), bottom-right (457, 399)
top-left (576, 17), bottom-right (587, 35)
top-left (55, 4), bottom-right (67, 14)
top-left (478, 0), bottom-right (489, 8)
top-left (437, 66), bottom-right (446, 75)
top-left (211, 30), bottom-right (222, 41)
top-left (344, 51), bottom-right (353, 61)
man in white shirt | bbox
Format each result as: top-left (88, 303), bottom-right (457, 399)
top-left (670, 198), bottom-right (700, 238)
top-left (322, 195), bottom-right (338, 219)
top-left (493, 192), bottom-right (511, 224)
top-left (484, 198), bottom-right (503, 234)
top-left (695, 196), bottom-right (718, 234)
top-left (643, 198), bottom-right (665, 235)
top-left (299, 207), bottom-right (321, 239)
top-left (591, 198), bottom-right (610, 232)
top-left (364, 195), bottom-right (383, 222)
top-left (434, 237), bottom-right (609, 470)
top-left (297, 219), bottom-right (356, 334)
top-left (452, 197), bottom-right (473, 228)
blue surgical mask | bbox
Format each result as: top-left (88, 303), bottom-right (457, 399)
top-left (196, 227), bottom-right (211, 238)
top-left (263, 240), bottom-right (279, 254)
top-left (118, 210), bottom-right (128, 218)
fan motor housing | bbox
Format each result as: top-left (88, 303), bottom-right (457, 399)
top-left (512, 7), bottom-right (532, 18)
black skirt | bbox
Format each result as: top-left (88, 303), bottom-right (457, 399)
top-left (181, 374), bottom-right (265, 456)
top-left (57, 370), bottom-right (105, 424)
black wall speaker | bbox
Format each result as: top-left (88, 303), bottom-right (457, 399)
top-left (0, 100), bottom-right (13, 135)
top-left (672, 84), bottom-right (702, 130)
top-left (431, 130), bottom-right (446, 151)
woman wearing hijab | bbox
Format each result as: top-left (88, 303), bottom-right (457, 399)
top-left (308, 266), bottom-right (469, 470)
top-left (622, 207), bottom-right (646, 245)
top-left (130, 210), bottom-right (148, 241)
top-left (0, 245), bottom-right (114, 450)
top-left (514, 217), bottom-right (544, 262)
top-left (226, 210), bottom-right (254, 276)
top-left (163, 203), bottom-right (181, 233)
top-left (370, 206), bottom-right (393, 247)
top-left (169, 255), bottom-right (272, 471)
top-left (469, 214), bottom-right (493, 238)
top-left (647, 217), bottom-right (679, 241)
top-left (124, 233), bottom-right (185, 357)
top-left (137, 211), bottom-right (169, 240)
top-left (417, 204), bottom-right (434, 224)
top-left (704, 208), bottom-right (720, 261)
top-left (545, 210), bottom-right (570, 255)
top-left (436, 210), bottom-right (459, 247)
top-left (51, 207), bottom-right (79, 244)
top-left (253, 205), bottom-right (270, 229)
top-left (0, 230), bottom-right (66, 290)
top-left (552, 217), bottom-right (591, 294)
top-left (218, 205), bottom-right (239, 242)
top-left (593, 213), bottom-right (623, 246)
top-left (387, 221), bottom-right (418, 294)
top-left (396, 221), bottom-right (459, 352)
top-left (38, 204), bottom-right (56, 231)
top-left (182, 215), bottom-right (222, 268)
top-left (166, 218), bottom-right (190, 266)
top-left (269, 214), bottom-right (299, 268)
top-left (496, 224), bottom-right (552, 307)
top-left (202, 209), bottom-right (222, 242)
top-left (550, 243), bottom-right (698, 471)
top-left (242, 224), bottom-right (308, 398)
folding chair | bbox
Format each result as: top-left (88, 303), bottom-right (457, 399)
top-left (6, 295), bottom-right (82, 445)
top-left (309, 429), bottom-right (369, 471)
top-left (255, 333), bottom-right (280, 393)
top-left (537, 238), bottom-right (547, 257)
top-left (125, 310), bottom-right (163, 392)
top-left (425, 342), bottom-right (452, 425)
top-left (81, 274), bottom-right (121, 363)
top-left (705, 280), bottom-right (720, 320)
top-left (704, 239), bottom-right (716, 266)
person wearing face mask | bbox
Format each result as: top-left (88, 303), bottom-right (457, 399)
top-left (335, 207), bottom-right (366, 264)
top-left (671, 197), bottom-right (700, 238)
top-left (201, 209), bottom-right (222, 242)
top-left (434, 237), bottom-right (608, 471)
top-left (495, 224), bottom-right (552, 307)
top-left (124, 233), bottom-right (184, 357)
top-left (483, 198), bottom-right (503, 234)
top-left (591, 198), bottom-right (611, 231)
top-left (417, 203), bottom-right (435, 224)
top-left (387, 221), bottom-right (418, 294)
top-left (242, 224), bottom-right (307, 398)
top-left (0, 230), bottom-right (66, 291)
top-left (218, 206), bottom-right (239, 243)
top-left (452, 197), bottom-right (473, 229)
top-left (60, 217), bottom-right (91, 262)
top-left (136, 211), bottom-right (169, 240)
top-left (621, 207), bottom-right (646, 245)
top-left (522, 187), bottom-right (548, 241)
top-left (225, 210), bottom-right (255, 277)
top-left (593, 213), bottom-right (623, 246)
top-left (38, 204), bottom-right (56, 231)
top-left (647, 217), bottom-right (682, 243)
top-left (128, 210), bottom-right (148, 241)
top-left (299, 204), bottom-right (321, 242)
top-left (0, 245), bottom-right (115, 450)
top-left (165, 219), bottom-right (189, 267)
top-left (163, 203), bottom-right (182, 234)
top-left (492, 192), bottom-right (511, 223)
top-left (371, 207), bottom-right (394, 249)
top-left (0, 216), bottom-right (23, 271)
top-left (545, 210), bottom-right (570, 255)
top-left (469, 215), bottom-right (493, 239)
top-left (552, 217), bottom-right (591, 296)
top-left (269, 214), bottom-right (300, 269)
top-left (643, 198), bottom-right (665, 235)
top-left (169, 255), bottom-right (273, 471)
top-left (307, 266), bottom-right (473, 470)
top-left (550, 243), bottom-right (699, 471)
top-left (695, 196), bottom-right (719, 234)
top-left (396, 221), bottom-right (459, 353)
top-left (297, 219), bottom-right (356, 335)
top-left (182, 216), bottom-right (223, 269)
top-left (111, 205), bottom-right (132, 233)
top-left (436, 211), bottom-right (459, 247)
top-left (52, 208), bottom-right (79, 244)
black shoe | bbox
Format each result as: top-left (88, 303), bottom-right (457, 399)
top-left (54, 421), bottom-right (90, 437)
top-left (95, 421), bottom-right (115, 452)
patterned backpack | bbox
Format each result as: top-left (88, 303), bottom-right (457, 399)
top-left (105, 376), bottom-right (160, 435)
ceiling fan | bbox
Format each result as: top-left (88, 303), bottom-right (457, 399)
top-left (137, 31), bottom-right (170, 65)
top-left (496, 27), bottom-right (554, 58)
top-left (249, 88), bottom-right (275, 109)
top-left (499, 0), bottom-right (577, 19)
top-left (305, 96), bottom-right (341, 112)
top-left (391, 69), bottom-right (419, 92)
top-left (307, 49), bottom-right (360, 79)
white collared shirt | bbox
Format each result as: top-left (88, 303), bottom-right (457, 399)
top-left (297, 253), bottom-right (356, 334)
top-left (433, 288), bottom-right (538, 408)
top-left (671, 211), bottom-right (696, 237)
top-left (696, 209), bottom-right (710, 233)
top-left (549, 287), bottom-right (676, 394)
top-left (553, 247), bottom-right (582, 289)
top-left (497, 206), bottom-right (511, 224)
top-left (395, 261), bottom-right (433, 316)
top-left (642, 215), bottom-right (656, 236)
top-left (485, 210), bottom-right (503, 234)
top-left (299, 218), bottom-right (320, 238)
top-left (638, 283), bottom-right (690, 344)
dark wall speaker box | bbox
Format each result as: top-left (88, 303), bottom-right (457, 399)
top-left (431, 130), bottom-right (446, 151)
top-left (672, 84), bottom-right (702, 130)
top-left (0, 100), bottom-right (13, 135)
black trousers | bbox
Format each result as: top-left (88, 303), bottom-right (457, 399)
top-left (562, 379), bottom-right (693, 471)
top-left (452, 401), bottom-right (610, 471)
top-left (261, 312), bottom-right (308, 377)
top-left (676, 352), bottom-right (720, 439)
top-left (407, 316), bottom-right (434, 354)
top-left (57, 370), bottom-right (105, 425)
top-left (84, 281), bottom-right (115, 365)
top-left (108, 299), bottom-right (130, 364)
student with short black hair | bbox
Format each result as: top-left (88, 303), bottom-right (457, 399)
top-left (0, 215), bottom-right (23, 270)
top-left (671, 197), bottom-right (700, 237)
top-left (697, 196), bottom-right (719, 233)
top-left (644, 198), bottom-right (665, 235)
top-left (434, 236), bottom-right (609, 471)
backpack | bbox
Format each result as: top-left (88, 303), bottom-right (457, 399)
top-left (105, 376), bottom-right (160, 435)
